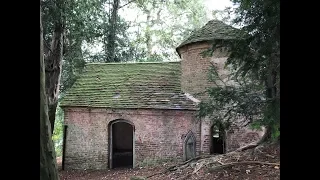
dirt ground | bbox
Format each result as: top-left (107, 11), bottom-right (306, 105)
top-left (58, 142), bottom-right (280, 180)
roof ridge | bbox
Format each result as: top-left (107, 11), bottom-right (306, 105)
top-left (175, 19), bottom-right (245, 56)
top-left (207, 19), bottom-right (224, 23)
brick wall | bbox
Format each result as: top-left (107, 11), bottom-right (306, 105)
top-left (200, 117), bottom-right (211, 154)
top-left (225, 126), bottom-right (265, 152)
top-left (178, 42), bottom-right (264, 154)
top-left (178, 41), bottom-right (230, 100)
top-left (200, 118), bottom-right (265, 154)
top-left (63, 107), bottom-right (200, 170)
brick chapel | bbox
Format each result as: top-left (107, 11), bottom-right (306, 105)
top-left (60, 20), bottom-right (264, 170)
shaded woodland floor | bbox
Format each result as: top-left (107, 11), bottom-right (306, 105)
top-left (58, 142), bottom-right (280, 180)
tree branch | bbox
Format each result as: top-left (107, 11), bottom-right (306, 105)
top-left (209, 61), bottom-right (227, 87)
top-left (146, 155), bottom-right (209, 178)
top-left (44, 40), bottom-right (53, 54)
top-left (208, 161), bottom-right (280, 172)
top-left (118, 0), bottom-right (136, 9)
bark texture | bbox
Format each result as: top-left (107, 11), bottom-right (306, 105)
top-left (40, 4), bottom-right (60, 179)
top-left (106, 0), bottom-right (120, 62)
top-left (145, 9), bottom-right (152, 58)
top-left (44, 0), bottom-right (65, 134)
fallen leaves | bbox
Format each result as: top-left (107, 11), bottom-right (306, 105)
top-left (58, 142), bottom-right (280, 180)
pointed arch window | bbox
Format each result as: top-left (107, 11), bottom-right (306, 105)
top-left (183, 131), bottom-right (196, 161)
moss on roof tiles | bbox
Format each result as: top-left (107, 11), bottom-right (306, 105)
top-left (60, 61), bottom-right (197, 110)
top-left (176, 20), bottom-right (246, 51)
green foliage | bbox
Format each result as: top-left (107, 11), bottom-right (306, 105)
top-left (199, 0), bottom-right (280, 141)
top-left (227, 0), bottom-right (280, 80)
top-left (52, 104), bottom-right (64, 157)
top-left (42, 0), bottom-right (139, 94)
top-left (136, 54), bottom-right (163, 62)
top-left (262, 100), bottom-right (280, 140)
top-left (43, 0), bottom-right (212, 94)
top-left (129, 0), bottom-right (209, 61)
top-left (199, 66), bottom-right (266, 131)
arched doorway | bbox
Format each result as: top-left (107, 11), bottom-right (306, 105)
top-left (210, 124), bottom-right (226, 154)
top-left (183, 131), bottom-right (196, 161)
top-left (108, 119), bottom-right (135, 169)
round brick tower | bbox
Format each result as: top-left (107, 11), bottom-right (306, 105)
top-left (176, 20), bottom-right (244, 100)
top-left (176, 21), bottom-right (264, 154)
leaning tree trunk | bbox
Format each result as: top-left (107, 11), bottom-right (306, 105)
top-left (40, 4), bottom-right (60, 180)
top-left (45, 0), bottom-right (65, 134)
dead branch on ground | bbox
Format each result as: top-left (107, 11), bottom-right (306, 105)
top-left (208, 161), bottom-right (280, 172)
top-left (147, 142), bottom-right (278, 179)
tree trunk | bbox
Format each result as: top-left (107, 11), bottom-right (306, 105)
top-left (106, 0), bottom-right (120, 62)
top-left (45, 0), bottom-right (65, 134)
top-left (145, 9), bottom-right (152, 58)
top-left (70, 38), bottom-right (85, 75)
top-left (40, 4), bottom-right (60, 180)
top-left (257, 125), bottom-right (271, 144)
top-left (103, 19), bottom-right (108, 62)
top-left (261, 57), bottom-right (279, 143)
top-left (144, 1), bottom-right (160, 59)
top-left (48, 102), bottom-right (58, 134)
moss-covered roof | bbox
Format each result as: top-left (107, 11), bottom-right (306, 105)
top-left (60, 61), bottom-right (197, 110)
top-left (176, 20), bottom-right (245, 52)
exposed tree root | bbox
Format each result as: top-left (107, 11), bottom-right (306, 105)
top-left (147, 141), bottom-right (277, 179)
top-left (235, 143), bottom-right (259, 152)
top-left (146, 156), bottom-right (209, 178)
top-left (208, 161), bottom-right (280, 172)
top-left (177, 173), bottom-right (192, 180)
top-left (146, 127), bottom-right (277, 179)
top-left (235, 126), bottom-right (272, 152)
